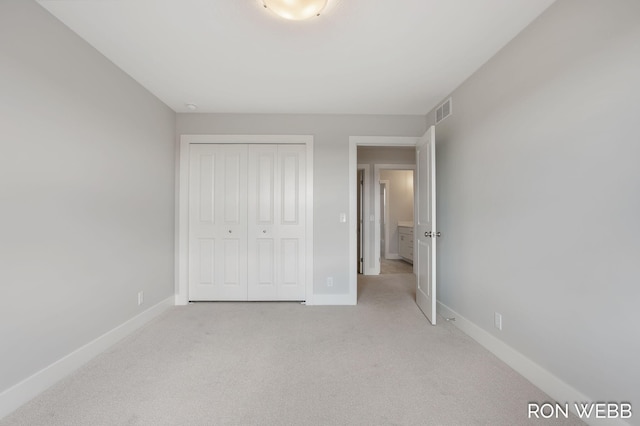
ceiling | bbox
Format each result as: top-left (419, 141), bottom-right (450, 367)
top-left (36, 0), bottom-right (556, 115)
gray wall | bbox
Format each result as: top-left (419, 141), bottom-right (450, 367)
top-left (430, 0), bottom-right (640, 410)
top-left (176, 114), bottom-right (426, 295)
top-left (0, 0), bottom-right (176, 393)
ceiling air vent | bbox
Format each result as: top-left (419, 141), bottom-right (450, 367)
top-left (435, 97), bottom-right (452, 124)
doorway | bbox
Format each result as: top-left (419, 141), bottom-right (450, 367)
top-left (377, 169), bottom-right (415, 275)
top-left (354, 144), bottom-right (417, 276)
top-left (349, 130), bottom-right (436, 319)
top-left (374, 165), bottom-right (416, 275)
top-left (350, 139), bottom-right (419, 305)
top-left (344, 136), bottom-right (420, 305)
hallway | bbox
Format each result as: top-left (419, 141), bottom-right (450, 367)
top-left (380, 258), bottom-right (413, 274)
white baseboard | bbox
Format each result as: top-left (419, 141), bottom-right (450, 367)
top-left (385, 253), bottom-right (402, 260)
top-left (437, 301), bottom-right (630, 426)
top-left (0, 296), bottom-right (174, 420)
top-left (306, 294), bottom-right (356, 306)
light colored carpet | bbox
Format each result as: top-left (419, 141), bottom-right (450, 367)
top-left (1, 274), bottom-right (583, 425)
top-left (380, 258), bottom-right (413, 274)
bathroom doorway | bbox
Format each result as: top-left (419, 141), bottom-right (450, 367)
top-left (377, 169), bottom-right (414, 274)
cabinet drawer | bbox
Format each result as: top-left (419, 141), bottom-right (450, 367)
top-left (399, 235), bottom-right (413, 244)
top-left (398, 226), bottom-right (413, 236)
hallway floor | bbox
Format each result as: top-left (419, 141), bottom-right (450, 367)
top-left (380, 257), bottom-right (413, 274)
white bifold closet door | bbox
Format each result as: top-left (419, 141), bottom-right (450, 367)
top-left (189, 144), bottom-right (248, 301)
top-left (188, 143), bottom-right (305, 301)
top-left (248, 144), bottom-right (306, 301)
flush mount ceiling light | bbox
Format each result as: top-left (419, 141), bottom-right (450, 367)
top-left (262, 0), bottom-right (328, 20)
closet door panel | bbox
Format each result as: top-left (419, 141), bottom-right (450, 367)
top-left (189, 144), bottom-right (247, 301)
top-left (247, 238), bottom-right (275, 300)
top-left (218, 146), bottom-right (248, 300)
top-left (276, 145), bottom-right (306, 301)
top-left (281, 238), bottom-right (299, 284)
top-left (248, 146), bottom-right (278, 300)
top-left (198, 154), bottom-right (216, 224)
top-left (257, 152), bottom-right (275, 223)
top-left (197, 238), bottom-right (216, 284)
top-left (281, 152), bottom-right (300, 224)
top-left (223, 152), bottom-right (243, 224)
top-left (248, 144), bottom-right (305, 301)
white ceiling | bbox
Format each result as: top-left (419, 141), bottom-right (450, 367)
top-left (36, 0), bottom-right (556, 115)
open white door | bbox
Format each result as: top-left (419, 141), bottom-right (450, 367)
top-left (415, 126), bottom-right (437, 325)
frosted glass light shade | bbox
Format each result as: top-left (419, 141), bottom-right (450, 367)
top-left (263, 0), bottom-right (328, 20)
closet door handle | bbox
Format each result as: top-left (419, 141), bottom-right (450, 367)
top-left (228, 230), bottom-right (232, 234)
top-left (262, 230), bottom-right (267, 234)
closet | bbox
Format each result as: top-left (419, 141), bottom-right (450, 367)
top-left (188, 143), bottom-right (306, 301)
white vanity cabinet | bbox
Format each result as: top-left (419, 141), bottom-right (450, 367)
top-left (398, 224), bottom-right (414, 263)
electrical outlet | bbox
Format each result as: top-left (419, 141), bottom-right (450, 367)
top-left (326, 277), bottom-right (333, 287)
top-left (137, 291), bottom-right (144, 306)
top-left (494, 312), bottom-right (502, 331)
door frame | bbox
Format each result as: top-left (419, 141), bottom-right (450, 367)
top-left (349, 136), bottom-right (420, 303)
top-left (357, 164), bottom-right (372, 275)
top-left (176, 134), bottom-right (314, 305)
top-left (379, 179), bottom-right (389, 260)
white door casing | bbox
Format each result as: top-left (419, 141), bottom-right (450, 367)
top-left (357, 169), bottom-right (363, 274)
top-left (379, 180), bottom-right (389, 260)
top-left (356, 164), bottom-right (371, 275)
top-left (188, 144), bottom-right (248, 301)
top-left (415, 126), bottom-right (437, 325)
